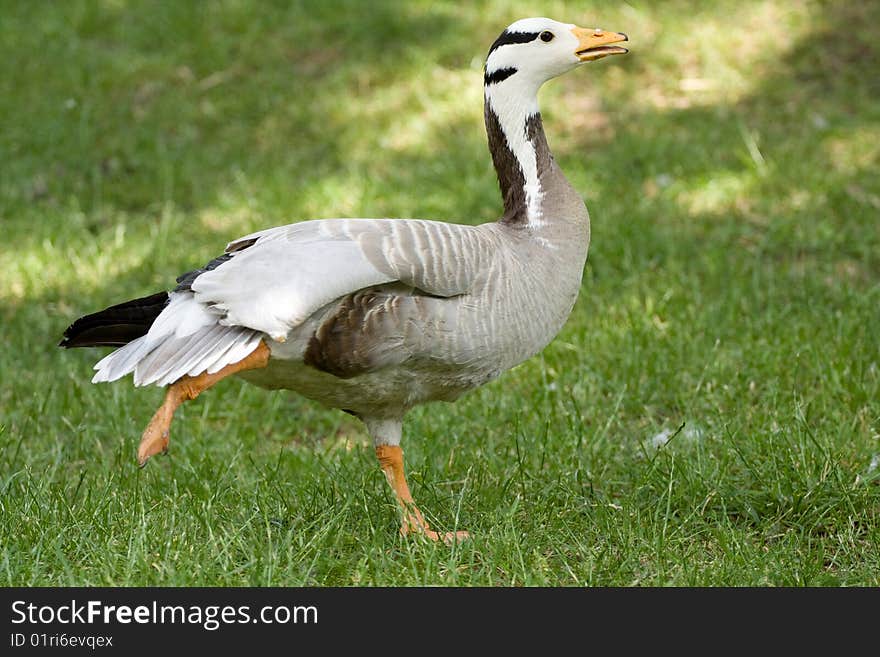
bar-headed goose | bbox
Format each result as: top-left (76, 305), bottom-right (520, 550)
top-left (61, 17), bottom-right (629, 542)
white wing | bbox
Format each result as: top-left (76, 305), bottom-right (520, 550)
top-left (92, 293), bottom-right (263, 386)
top-left (91, 217), bottom-right (490, 386)
top-left (191, 218), bottom-right (490, 340)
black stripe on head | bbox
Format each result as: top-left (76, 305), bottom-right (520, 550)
top-left (484, 66), bottom-right (517, 85)
top-left (487, 30), bottom-right (540, 57)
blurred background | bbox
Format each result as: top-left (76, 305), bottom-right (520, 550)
top-left (0, 1), bottom-right (878, 585)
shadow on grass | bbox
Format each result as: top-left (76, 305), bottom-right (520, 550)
top-left (3, 0), bottom-right (878, 449)
top-left (1, 2), bottom-right (879, 584)
top-left (0, 1), bottom-right (875, 301)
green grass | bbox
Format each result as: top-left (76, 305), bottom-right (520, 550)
top-left (1, 0), bottom-right (879, 585)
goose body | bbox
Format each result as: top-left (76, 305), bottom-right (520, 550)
top-left (61, 18), bottom-right (628, 541)
top-left (236, 214), bottom-right (588, 415)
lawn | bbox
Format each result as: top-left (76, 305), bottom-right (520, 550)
top-left (1, 0), bottom-right (878, 586)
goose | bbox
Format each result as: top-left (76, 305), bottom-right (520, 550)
top-left (60, 17), bottom-right (629, 542)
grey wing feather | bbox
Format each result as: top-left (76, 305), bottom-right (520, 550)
top-left (194, 218), bottom-right (491, 339)
top-left (91, 217), bottom-right (491, 387)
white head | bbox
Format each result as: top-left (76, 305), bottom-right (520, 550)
top-left (484, 17), bottom-right (628, 93)
top-left (483, 18), bottom-right (628, 228)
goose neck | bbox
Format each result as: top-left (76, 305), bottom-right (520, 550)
top-left (484, 81), bottom-right (553, 228)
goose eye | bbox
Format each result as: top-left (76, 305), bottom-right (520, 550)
top-left (540, 31), bottom-right (554, 42)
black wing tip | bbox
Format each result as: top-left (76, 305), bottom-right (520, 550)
top-left (59, 322), bottom-right (78, 348)
top-left (58, 291), bottom-right (170, 349)
top-left (58, 331), bottom-right (121, 349)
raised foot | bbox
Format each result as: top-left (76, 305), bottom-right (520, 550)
top-left (133, 341), bottom-right (272, 468)
top-left (137, 404), bottom-right (174, 467)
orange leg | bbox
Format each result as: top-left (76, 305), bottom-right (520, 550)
top-left (137, 340), bottom-right (271, 467)
top-left (375, 445), bottom-right (469, 544)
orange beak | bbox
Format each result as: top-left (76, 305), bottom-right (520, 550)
top-left (571, 27), bottom-right (629, 61)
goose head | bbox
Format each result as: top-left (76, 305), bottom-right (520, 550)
top-left (485, 17), bottom-right (628, 90)
top-left (483, 18), bottom-right (628, 226)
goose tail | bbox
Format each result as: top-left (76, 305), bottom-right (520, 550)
top-left (59, 291), bottom-right (170, 348)
top-left (61, 291), bottom-right (263, 387)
